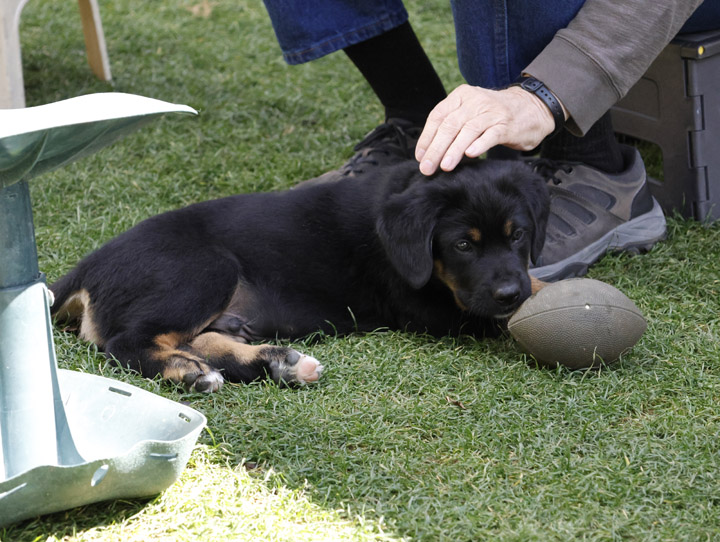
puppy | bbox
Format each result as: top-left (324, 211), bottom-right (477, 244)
top-left (50, 159), bottom-right (549, 392)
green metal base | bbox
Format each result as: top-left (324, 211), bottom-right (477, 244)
top-left (0, 279), bottom-right (73, 479)
top-left (0, 369), bottom-right (206, 527)
top-left (0, 93), bottom-right (202, 527)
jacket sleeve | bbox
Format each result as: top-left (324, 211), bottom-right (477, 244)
top-left (523, 0), bottom-right (704, 135)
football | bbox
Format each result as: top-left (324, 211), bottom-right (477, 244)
top-left (507, 278), bottom-right (647, 369)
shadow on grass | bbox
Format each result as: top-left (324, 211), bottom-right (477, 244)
top-left (5, 498), bottom-right (152, 538)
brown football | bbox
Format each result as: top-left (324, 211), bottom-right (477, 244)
top-left (508, 278), bottom-right (647, 369)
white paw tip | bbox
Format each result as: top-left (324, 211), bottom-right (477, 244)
top-left (296, 355), bottom-right (323, 383)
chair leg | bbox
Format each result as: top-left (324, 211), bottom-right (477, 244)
top-left (77, 0), bottom-right (111, 81)
top-left (0, 0), bottom-right (29, 108)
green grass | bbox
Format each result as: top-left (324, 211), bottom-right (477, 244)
top-left (4, 1), bottom-right (720, 540)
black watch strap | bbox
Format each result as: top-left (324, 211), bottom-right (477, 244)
top-left (511, 76), bottom-right (565, 137)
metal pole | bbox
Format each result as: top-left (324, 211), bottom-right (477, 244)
top-left (0, 180), bottom-right (59, 478)
top-left (0, 180), bottom-right (39, 288)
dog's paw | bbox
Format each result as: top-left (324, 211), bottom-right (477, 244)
top-left (182, 366), bottom-right (225, 393)
top-left (294, 353), bottom-right (324, 384)
top-left (268, 348), bottom-right (324, 385)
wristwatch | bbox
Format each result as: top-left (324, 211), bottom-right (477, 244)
top-left (511, 76), bottom-right (566, 137)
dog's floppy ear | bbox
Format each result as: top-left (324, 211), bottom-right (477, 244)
top-left (376, 182), bottom-right (441, 289)
top-left (525, 173), bottom-right (550, 263)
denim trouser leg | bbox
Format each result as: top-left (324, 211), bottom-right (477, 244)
top-left (263, 0), bottom-right (720, 80)
top-left (680, 0), bottom-right (720, 33)
top-left (450, 0), bottom-right (720, 89)
top-left (261, 0), bottom-right (586, 78)
top-left (450, 0), bottom-right (585, 89)
top-left (261, 0), bottom-right (409, 64)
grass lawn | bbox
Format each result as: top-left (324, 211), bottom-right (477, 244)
top-left (4, 1), bottom-right (720, 540)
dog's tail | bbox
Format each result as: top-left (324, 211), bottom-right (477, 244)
top-left (49, 268), bottom-right (85, 322)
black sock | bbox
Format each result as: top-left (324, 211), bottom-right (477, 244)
top-left (541, 112), bottom-right (625, 174)
top-left (344, 22), bottom-right (447, 125)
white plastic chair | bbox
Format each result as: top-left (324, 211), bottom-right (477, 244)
top-left (0, 0), bottom-right (111, 109)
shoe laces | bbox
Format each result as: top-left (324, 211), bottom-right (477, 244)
top-left (354, 121), bottom-right (421, 154)
top-left (527, 157), bottom-right (574, 185)
top-left (338, 121), bottom-right (421, 176)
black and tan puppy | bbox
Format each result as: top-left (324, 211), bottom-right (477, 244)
top-left (50, 159), bottom-right (549, 392)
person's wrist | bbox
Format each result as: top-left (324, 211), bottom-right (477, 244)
top-left (510, 76), bottom-right (566, 137)
top-left (504, 85), bottom-right (556, 140)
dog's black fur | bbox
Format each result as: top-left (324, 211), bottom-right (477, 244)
top-left (50, 159), bottom-right (549, 392)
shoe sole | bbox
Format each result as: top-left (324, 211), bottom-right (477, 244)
top-left (530, 198), bottom-right (667, 282)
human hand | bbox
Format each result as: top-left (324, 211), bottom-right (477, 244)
top-left (414, 84), bottom-right (560, 176)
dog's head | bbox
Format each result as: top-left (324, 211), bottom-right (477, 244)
top-left (376, 159), bottom-right (549, 318)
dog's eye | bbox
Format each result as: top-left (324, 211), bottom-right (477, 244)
top-left (511, 229), bottom-right (525, 243)
top-left (455, 240), bottom-right (472, 252)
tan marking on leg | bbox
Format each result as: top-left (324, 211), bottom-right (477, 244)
top-left (53, 289), bottom-right (104, 346)
top-left (190, 331), bottom-right (267, 364)
top-left (433, 260), bottom-right (468, 311)
top-left (151, 332), bottom-right (223, 391)
top-left (153, 332), bottom-right (200, 362)
top-left (468, 228), bottom-right (482, 242)
top-left (158, 354), bottom-right (207, 382)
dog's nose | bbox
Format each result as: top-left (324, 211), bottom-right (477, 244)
top-left (493, 283), bottom-right (521, 307)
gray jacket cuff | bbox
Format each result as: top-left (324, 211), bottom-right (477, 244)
top-left (524, 37), bottom-right (619, 136)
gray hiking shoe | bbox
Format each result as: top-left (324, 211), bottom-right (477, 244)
top-left (530, 145), bottom-right (667, 282)
top-left (295, 118), bottom-right (422, 188)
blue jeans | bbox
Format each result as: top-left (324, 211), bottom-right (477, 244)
top-left (263, 0), bottom-right (720, 88)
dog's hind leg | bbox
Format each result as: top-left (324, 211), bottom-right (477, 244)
top-left (189, 332), bottom-right (323, 386)
top-left (104, 331), bottom-right (226, 392)
top-left (105, 330), bottom-right (323, 392)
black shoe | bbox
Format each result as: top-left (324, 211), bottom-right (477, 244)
top-left (295, 118), bottom-right (422, 188)
top-left (530, 145), bottom-right (667, 281)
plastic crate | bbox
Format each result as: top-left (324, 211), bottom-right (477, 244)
top-left (611, 29), bottom-right (720, 221)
